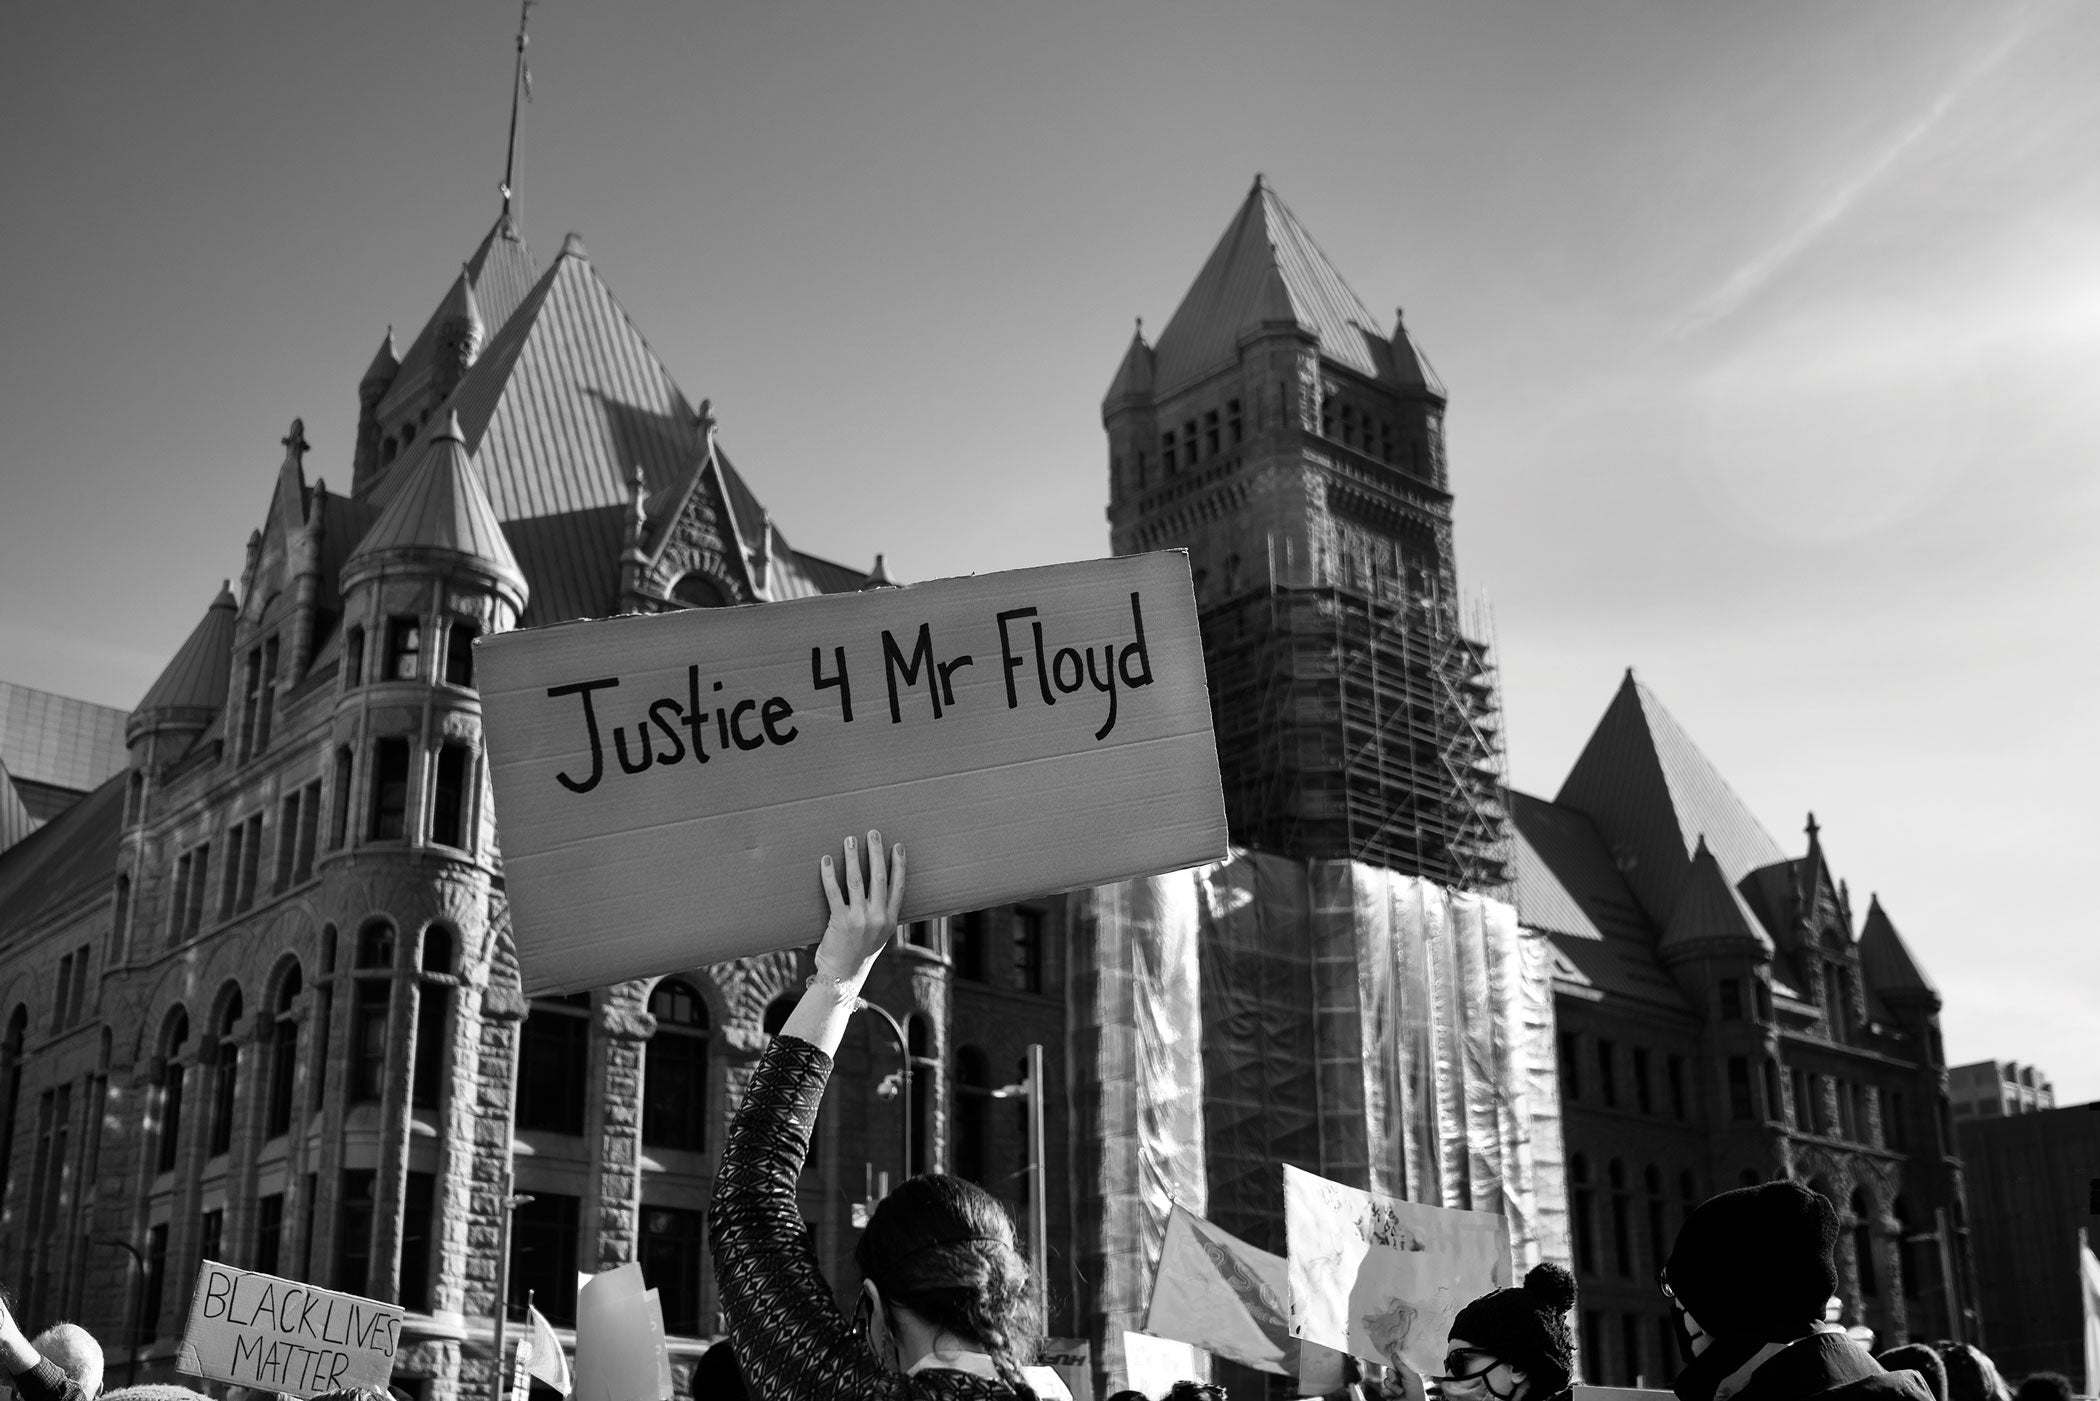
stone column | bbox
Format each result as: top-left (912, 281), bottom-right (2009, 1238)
top-left (590, 985), bottom-right (654, 1271)
top-left (463, 983), bottom-right (526, 1401)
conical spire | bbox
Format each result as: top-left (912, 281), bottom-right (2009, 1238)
top-left (130, 583), bottom-right (238, 738)
top-left (361, 328), bottom-right (400, 390)
top-left (345, 413), bottom-right (526, 605)
top-left (1389, 307), bottom-right (1444, 397)
top-left (1657, 835), bottom-right (1773, 960)
top-left (861, 553), bottom-right (899, 590)
top-left (1858, 894), bottom-right (1937, 1002)
top-left (437, 268), bottom-right (484, 341)
top-left (1103, 319), bottom-right (1155, 409)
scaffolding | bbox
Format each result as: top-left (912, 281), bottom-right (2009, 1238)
top-left (1203, 578), bottom-right (1511, 894)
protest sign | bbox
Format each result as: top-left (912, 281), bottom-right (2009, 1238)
top-left (1145, 1204), bottom-right (1347, 1388)
top-left (1037, 1338), bottom-right (1093, 1401)
top-left (177, 1259), bottom-right (402, 1398)
top-left (1122, 1331), bottom-right (1204, 1398)
top-left (478, 551), bottom-right (1226, 993)
top-left (1284, 1165), bottom-right (1511, 1379)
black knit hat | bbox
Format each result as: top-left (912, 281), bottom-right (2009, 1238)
top-left (1448, 1263), bottom-right (1578, 1396)
top-left (1665, 1181), bottom-right (1838, 1341)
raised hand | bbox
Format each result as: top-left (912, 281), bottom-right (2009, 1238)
top-left (815, 829), bottom-right (906, 976)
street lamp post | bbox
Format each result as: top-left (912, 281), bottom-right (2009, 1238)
top-left (992, 1043), bottom-right (1048, 1289)
top-left (491, 1178), bottom-right (535, 1401)
top-left (854, 995), bottom-right (914, 1185)
top-left (98, 1237), bottom-right (149, 1390)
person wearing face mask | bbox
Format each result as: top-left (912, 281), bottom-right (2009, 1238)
top-left (1428, 1263), bottom-right (1577, 1401)
top-left (711, 831), bottom-right (1047, 1400)
top-left (1660, 1182), bottom-right (1933, 1401)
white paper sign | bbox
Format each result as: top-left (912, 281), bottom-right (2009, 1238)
top-left (1284, 1165), bottom-right (1511, 1379)
top-left (1123, 1331), bottom-right (1204, 1398)
top-left (177, 1259), bottom-right (402, 1397)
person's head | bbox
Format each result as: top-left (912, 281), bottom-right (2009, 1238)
top-left (1936, 1344), bottom-right (2010, 1401)
top-left (691, 1340), bottom-right (748, 1401)
top-left (2014, 1374), bottom-right (2072, 1401)
top-left (1105, 1392), bottom-right (1151, 1401)
top-left (29, 1324), bottom-right (104, 1401)
top-left (1877, 1345), bottom-right (1949, 1401)
top-left (1437, 1263), bottom-right (1577, 1401)
top-left (1166, 1384), bottom-right (1226, 1401)
top-left (854, 1173), bottom-right (1045, 1392)
top-left (1662, 1181), bottom-right (1838, 1352)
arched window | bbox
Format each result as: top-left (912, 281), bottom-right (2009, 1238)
top-left (1851, 1188), bottom-right (1879, 1296)
top-left (430, 742), bottom-right (472, 849)
top-left (266, 964), bottom-right (302, 1138)
top-left (906, 1014), bottom-right (934, 1177)
top-left (208, 988), bottom-right (243, 1157)
top-left (411, 928), bottom-right (455, 1112)
top-left (643, 980), bottom-right (709, 1151)
top-left (158, 1008), bottom-right (190, 1173)
top-left (1570, 1153), bottom-right (1595, 1275)
top-left (422, 926), bottom-right (453, 974)
top-left (517, 993), bottom-right (591, 1136)
top-left (357, 921), bottom-right (395, 969)
top-left (671, 573), bottom-right (730, 609)
top-left (953, 1045), bottom-right (990, 1186)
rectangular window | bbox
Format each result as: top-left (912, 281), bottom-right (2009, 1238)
top-left (1632, 1047), bottom-right (1653, 1115)
top-left (275, 792), bottom-right (301, 893)
top-left (220, 823), bottom-right (246, 919)
top-left (1812, 1075), bottom-right (1834, 1135)
top-left (411, 988), bottom-right (448, 1110)
top-left (1719, 978), bottom-right (1743, 1020)
top-left (951, 912), bottom-right (986, 982)
top-left (185, 843), bottom-right (210, 939)
top-left (1182, 420), bottom-right (1198, 464)
top-left (267, 1012), bottom-right (298, 1138)
top-left (1755, 979), bottom-right (1773, 1021)
top-left (337, 1169), bottom-right (376, 1296)
top-left (235, 812), bottom-right (262, 911)
top-left (238, 648), bottom-right (262, 761)
top-left (352, 982), bottom-right (390, 1104)
top-left (1228, 399), bottom-right (1243, 444)
top-left (430, 743), bottom-right (470, 849)
top-left (1885, 1089), bottom-right (1909, 1150)
top-left (1160, 431), bottom-right (1176, 474)
top-left (1837, 1077), bottom-right (1857, 1139)
top-left (168, 852), bottom-right (190, 944)
top-left (345, 627), bottom-right (365, 689)
top-left (1764, 1059), bottom-right (1783, 1125)
top-left (330, 749), bottom-right (354, 849)
top-left (445, 623), bottom-right (478, 688)
top-left (1010, 908), bottom-right (1045, 994)
top-left (1791, 1069), bottom-right (1811, 1129)
top-left (518, 994), bottom-right (591, 1136)
top-left (255, 636), bottom-right (279, 752)
top-left (1581, 1312), bottom-right (1602, 1387)
top-left (143, 1223), bottom-right (170, 1336)
top-left (1558, 1032), bottom-right (1582, 1101)
top-left (310, 988), bottom-right (332, 1115)
top-left (256, 1192), bottom-right (285, 1276)
top-left (509, 1192), bottom-right (581, 1326)
top-left (1204, 409), bottom-right (1220, 455)
top-left (52, 955), bottom-right (73, 1034)
top-left (386, 616), bottom-right (422, 682)
top-left (1573, 1181), bottom-right (1596, 1274)
top-left (639, 1204), bottom-right (707, 1336)
top-left (369, 738), bottom-right (411, 841)
top-left (1727, 1057), bottom-right (1754, 1121)
top-left (1341, 403), bottom-right (1358, 447)
top-left (1621, 1313), bottom-right (1643, 1387)
top-left (400, 1170), bottom-right (435, 1313)
top-left (294, 781), bottom-right (321, 882)
top-left (200, 1208), bottom-right (224, 1268)
top-left (1597, 1040), bottom-right (1618, 1108)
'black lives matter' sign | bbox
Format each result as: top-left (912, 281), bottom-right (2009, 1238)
top-left (477, 551), bottom-right (1226, 993)
top-left (178, 1260), bottom-right (402, 1397)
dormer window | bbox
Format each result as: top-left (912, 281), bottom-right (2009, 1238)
top-left (386, 617), bottom-right (421, 681)
top-left (670, 573), bottom-right (729, 609)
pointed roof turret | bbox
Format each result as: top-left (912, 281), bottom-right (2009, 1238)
top-left (0, 758), bottom-right (38, 853)
top-left (346, 413), bottom-right (526, 606)
top-left (1147, 176), bottom-right (1403, 398)
top-left (1102, 319), bottom-right (1155, 410)
top-left (362, 328), bottom-right (400, 389)
top-left (130, 583), bottom-right (238, 739)
top-left (1657, 836), bottom-right (1773, 960)
top-left (862, 554), bottom-right (899, 590)
top-left (1858, 895), bottom-right (1937, 1003)
top-left (1389, 307), bottom-right (1445, 398)
top-left (437, 268), bottom-right (484, 341)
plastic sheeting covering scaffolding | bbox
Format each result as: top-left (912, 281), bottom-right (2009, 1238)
top-left (1069, 849), bottom-right (1568, 1389)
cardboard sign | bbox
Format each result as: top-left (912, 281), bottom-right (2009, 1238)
top-left (1145, 1204), bottom-right (1347, 1387)
top-left (1122, 1331), bottom-right (1204, 1398)
top-left (478, 552), bottom-right (1226, 993)
top-left (1037, 1338), bottom-right (1093, 1401)
top-left (177, 1259), bottom-right (402, 1397)
top-left (1284, 1165), bottom-right (1511, 1379)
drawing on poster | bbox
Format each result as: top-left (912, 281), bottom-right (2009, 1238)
top-left (1284, 1164), bottom-right (1511, 1379)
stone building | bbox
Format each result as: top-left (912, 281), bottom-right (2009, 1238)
top-left (1948, 1059), bottom-right (2056, 1121)
top-left (0, 204), bottom-right (1087, 1401)
top-left (1511, 673), bottom-right (1978, 1385)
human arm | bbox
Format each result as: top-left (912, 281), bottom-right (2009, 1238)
top-left (0, 1295), bottom-right (85, 1401)
top-left (710, 831), bottom-right (909, 1401)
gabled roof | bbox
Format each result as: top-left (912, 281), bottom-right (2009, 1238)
top-left (1510, 790), bottom-right (1690, 1012)
top-left (131, 584), bottom-right (237, 728)
top-left (1555, 671), bottom-right (1787, 932)
top-left (1858, 895), bottom-right (1937, 1001)
top-left (1657, 836), bottom-right (1773, 959)
top-left (1147, 176), bottom-right (1433, 399)
top-left (0, 758), bottom-right (38, 852)
top-left (347, 412), bottom-right (525, 598)
top-left (0, 769), bottom-right (123, 932)
top-left (376, 211), bottom-right (539, 424)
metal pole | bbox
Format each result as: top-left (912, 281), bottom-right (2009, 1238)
top-left (854, 997), bottom-right (913, 1183)
top-left (98, 1239), bottom-right (148, 1389)
top-left (493, 1164), bottom-right (513, 1400)
top-left (1025, 1043), bottom-right (1047, 1290)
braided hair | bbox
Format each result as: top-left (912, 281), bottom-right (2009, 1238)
top-left (856, 1174), bottom-right (1045, 1398)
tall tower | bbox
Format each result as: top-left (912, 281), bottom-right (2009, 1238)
top-left (1104, 177), bottom-right (1506, 888)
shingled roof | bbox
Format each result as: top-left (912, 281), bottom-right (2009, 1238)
top-left (130, 583), bottom-right (238, 734)
top-left (1657, 836), bottom-right (1773, 958)
top-left (1510, 790), bottom-right (1690, 1011)
top-left (0, 770), bottom-right (123, 932)
top-left (377, 212), bottom-right (538, 424)
top-left (347, 412), bottom-right (524, 599)
top-left (1144, 176), bottom-right (1440, 400)
top-left (1858, 894), bottom-right (1937, 1001)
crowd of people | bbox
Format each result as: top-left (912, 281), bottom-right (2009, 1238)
top-left (3, 834), bottom-right (2085, 1401)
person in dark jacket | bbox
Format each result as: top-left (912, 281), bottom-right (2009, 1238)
top-left (1660, 1181), bottom-right (1933, 1401)
top-left (1874, 1346), bottom-right (1947, 1401)
top-left (1, 1290), bottom-right (92, 1401)
top-left (711, 831), bottom-right (1045, 1401)
top-left (1934, 1345), bottom-right (2009, 1401)
top-left (1433, 1263), bottom-right (1578, 1401)
top-left (691, 1339), bottom-right (750, 1400)
top-left (2010, 1374), bottom-right (2070, 1401)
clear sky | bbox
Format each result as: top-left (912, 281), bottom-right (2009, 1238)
top-left (3, 2), bottom-right (2094, 1098)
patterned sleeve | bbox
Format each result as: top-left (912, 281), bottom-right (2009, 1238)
top-left (711, 1033), bottom-right (907, 1401)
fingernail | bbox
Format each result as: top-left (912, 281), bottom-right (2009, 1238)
top-left (846, 835), bottom-right (855, 847)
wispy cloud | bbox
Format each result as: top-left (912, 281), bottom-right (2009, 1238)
top-left (1664, 6), bottom-right (2041, 341)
